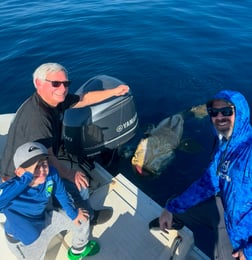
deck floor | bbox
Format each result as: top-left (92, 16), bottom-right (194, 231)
top-left (0, 165), bottom-right (209, 260)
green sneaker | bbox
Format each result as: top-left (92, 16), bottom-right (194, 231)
top-left (67, 240), bottom-right (100, 260)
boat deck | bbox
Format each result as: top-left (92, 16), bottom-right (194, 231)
top-left (0, 113), bottom-right (210, 259)
top-left (0, 162), bottom-right (209, 260)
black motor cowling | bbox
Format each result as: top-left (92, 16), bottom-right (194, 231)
top-left (62, 75), bottom-right (138, 160)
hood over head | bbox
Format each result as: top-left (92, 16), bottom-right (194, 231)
top-left (207, 90), bottom-right (252, 144)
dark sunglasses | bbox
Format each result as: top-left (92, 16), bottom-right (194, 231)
top-left (45, 79), bottom-right (71, 88)
top-left (207, 106), bottom-right (234, 117)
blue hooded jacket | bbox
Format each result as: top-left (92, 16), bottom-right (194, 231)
top-left (166, 90), bottom-right (252, 257)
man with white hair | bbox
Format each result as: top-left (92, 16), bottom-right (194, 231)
top-left (1, 62), bottom-right (129, 224)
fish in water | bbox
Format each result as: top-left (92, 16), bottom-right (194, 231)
top-left (131, 104), bottom-right (207, 176)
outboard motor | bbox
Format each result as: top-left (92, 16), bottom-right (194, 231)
top-left (62, 75), bottom-right (138, 164)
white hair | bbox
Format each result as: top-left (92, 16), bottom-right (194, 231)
top-left (32, 63), bottom-right (68, 86)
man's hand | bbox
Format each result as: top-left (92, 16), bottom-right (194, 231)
top-left (113, 84), bottom-right (129, 96)
top-left (159, 208), bottom-right (173, 233)
top-left (74, 170), bottom-right (89, 191)
top-left (73, 208), bottom-right (90, 225)
top-left (232, 249), bottom-right (246, 260)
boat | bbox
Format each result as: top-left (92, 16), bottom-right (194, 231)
top-left (0, 75), bottom-right (210, 260)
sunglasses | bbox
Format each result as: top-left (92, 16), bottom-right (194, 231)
top-left (207, 106), bottom-right (234, 117)
top-left (45, 79), bottom-right (71, 88)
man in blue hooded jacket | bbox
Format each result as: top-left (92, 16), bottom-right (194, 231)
top-left (159, 90), bottom-right (252, 260)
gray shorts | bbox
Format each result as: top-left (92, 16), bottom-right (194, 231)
top-left (6, 209), bottom-right (89, 260)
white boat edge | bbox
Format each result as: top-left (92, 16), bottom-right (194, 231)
top-left (0, 113), bottom-right (210, 260)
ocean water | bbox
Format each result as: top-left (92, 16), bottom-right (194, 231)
top-left (1, 1), bottom-right (252, 115)
top-left (1, 0), bottom-right (252, 197)
top-left (1, 0), bottom-right (252, 200)
top-left (0, 1), bottom-right (252, 254)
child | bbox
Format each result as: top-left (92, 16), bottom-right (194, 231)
top-left (0, 141), bottom-right (99, 260)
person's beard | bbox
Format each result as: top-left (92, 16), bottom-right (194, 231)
top-left (214, 118), bottom-right (233, 139)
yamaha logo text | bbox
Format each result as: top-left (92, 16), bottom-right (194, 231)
top-left (116, 113), bottom-right (138, 133)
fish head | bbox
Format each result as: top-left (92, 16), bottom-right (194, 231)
top-left (131, 138), bottom-right (148, 175)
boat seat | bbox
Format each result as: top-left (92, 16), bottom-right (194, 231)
top-left (0, 113), bottom-right (15, 161)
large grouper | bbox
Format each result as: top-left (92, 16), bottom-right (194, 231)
top-left (131, 104), bottom-right (208, 176)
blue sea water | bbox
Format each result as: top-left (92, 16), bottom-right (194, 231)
top-left (1, 0), bottom-right (252, 257)
top-left (0, 1), bottom-right (252, 252)
top-left (1, 0), bottom-right (252, 199)
top-left (1, 1), bottom-right (252, 116)
top-left (1, 0), bottom-right (252, 196)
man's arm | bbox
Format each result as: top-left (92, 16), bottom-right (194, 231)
top-left (72, 84), bottom-right (129, 108)
top-left (48, 148), bottom-right (89, 190)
